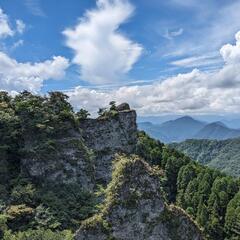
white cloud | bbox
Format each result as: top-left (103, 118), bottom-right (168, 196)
top-left (63, 0), bottom-right (143, 84)
top-left (0, 8), bottom-right (26, 40)
top-left (0, 52), bottom-right (69, 92)
top-left (11, 40), bottom-right (24, 50)
top-left (0, 7), bottom-right (69, 93)
top-left (171, 53), bottom-right (223, 68)
top-left (16, 20), bottom-right (26, 34)
top-left (24, 0), bottom-right (45, 17)
top-left (163, 28), bottom-right (184, 40)
top-left (67, 30), bottom-right (240, 116)
top-left (220, 31), bottom-right (240, 64)
top-left (0, 8), bottom-right (14, 38)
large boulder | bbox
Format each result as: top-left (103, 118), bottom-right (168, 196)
top-left (116, 103), bottom-right (130, 112)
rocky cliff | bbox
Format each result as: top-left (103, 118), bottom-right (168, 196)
top-left (79, 110), bottom-right (137, 184)
top-left (21, 106), bottom-right (137, 188)
top-left (75, 155), bottom-right (204, 240)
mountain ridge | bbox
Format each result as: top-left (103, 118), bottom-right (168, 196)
top-left (194, 121), bottom-right (240, 140)
top-left (139, 116), bottom-right (240, 143)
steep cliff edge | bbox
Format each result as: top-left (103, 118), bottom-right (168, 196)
top-left (75, 155), bottom-right (204, 240)
top-left (21, 107), bottom-right (137, 188)
top-left (79, 110), bottom-right (137, 184)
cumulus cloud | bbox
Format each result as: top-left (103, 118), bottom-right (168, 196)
top-left (0, 53), bottom-right (69, 92)
top-left (67, 31), bottom-right (240, 116)
top-left (63, 0), bottom-right (143, 84)
top-left (220, 31), bottom-right (240, 64)
top-left (0, 8), bottom-right (14, 38)
top-left (0, 7), bottom-right (69, 93)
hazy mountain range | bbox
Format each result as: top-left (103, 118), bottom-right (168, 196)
top-left (138, 116), bottom-right (240, 143)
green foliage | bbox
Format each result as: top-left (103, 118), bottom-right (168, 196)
top-left (97, 101), bottom-right (119, 119)
top-left (136, 131), bottom-right (163, 166)
top-left (137, 130), bottom-right (240, 240)
top-left (171, 138), bottom-right (240, 177)
top-left (1, 91), bottom-right (240, 240)
top-left (3, 228), bottom-right (73, 240)
top-left (36, 183), bottom-right (98, 230)
top-left (225, 192), bottom-right (240, 238)
top-left (176, 163), bottom-right (239, 239)
top-left (136, 131), bottom-right (190, 202)
top-left (76, 108), bottom-right (90, 120)
top-left (0, 91), bottom-right (97, 236)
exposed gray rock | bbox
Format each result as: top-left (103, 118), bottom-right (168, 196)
top-left (75, 155), bottom-right (204, 240)
top-left (79, 110), bottom-right (137, 184)
top-left (116, 103), bottom-right (130, 111)
top-left (21, 136), bottom-right (95, 189)
top-left (21, 108), bottom-right (137, 188)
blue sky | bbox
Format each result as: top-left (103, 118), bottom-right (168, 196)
top-left (1, 0), bottom-right (240, 116)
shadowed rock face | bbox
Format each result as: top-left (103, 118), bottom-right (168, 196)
top-left (21, 108), bottom-right (137, 188)
top-left (75, 156), bottom-right (204, 240)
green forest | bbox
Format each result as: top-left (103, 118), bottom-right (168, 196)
top-left (171, 138), bottom-right (240, 177)
top-left (0, 91), bottom-right (240, 239)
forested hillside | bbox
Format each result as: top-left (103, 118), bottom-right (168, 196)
top-left (170, 138), bottom-right (240, 177)
top-left (137, 132), bottom-right (240, 240)
top-left (0, 91), bottom-right (239, 240)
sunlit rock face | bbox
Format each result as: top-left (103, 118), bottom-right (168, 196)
top-left (75, 156), bottom-right (204, 240)
top-left (79, 109), bottom-right (137, 184)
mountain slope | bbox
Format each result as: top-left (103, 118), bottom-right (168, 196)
top-left (1, 92), bottom-right (239, 240)
top-left (76, 155), bottom-right (204, 240)
top-left (139, 116), bottom-right (206, 143)
top-left (194, 122), bottom-right (240, 140)
top-left (170, 138), bottom-right (240, 176)
top-left (138, 121), bottom-right (170, 142)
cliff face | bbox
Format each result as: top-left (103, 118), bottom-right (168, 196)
top-left (75, 155), bottom-right (204, 240)
top-left (21, 108), bottom-right (137, 188)
top-left (79, 110), bottom-right (137, 184)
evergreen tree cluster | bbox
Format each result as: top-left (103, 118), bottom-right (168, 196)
top-left (137, 131), bottom-right (240, 240)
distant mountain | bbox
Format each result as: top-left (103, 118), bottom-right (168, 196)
top-left (137, 122), bottom-right (170, 142)
top-left (138, 116), bottom-right (240, 143)
top-left (194, 122), bottom-right (240, 140)
top-left (223, 118), bottom-right (240, 129)
top-left (138, 116), bottom-right (206, 143)
top-left (170, 138), bottom-right (240, 177)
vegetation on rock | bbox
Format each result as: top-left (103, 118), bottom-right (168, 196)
top-left (0, 91), bottom-right (239, 240)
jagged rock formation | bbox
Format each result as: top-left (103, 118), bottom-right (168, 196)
top-left (79, 110), bottom-right (137, 184)
top-left (75, 155), bottom-right (204, 240)
top-left (21, 107), bottom-right (137, 188)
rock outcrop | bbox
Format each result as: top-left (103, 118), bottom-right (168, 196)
top-left (21, 106), bottom-right (137, 188)
top-left (75, 155), bottom-right (204, 240)
top-left (79, 110), bottom-right (137, 184)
